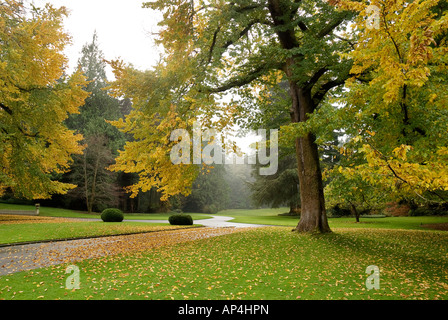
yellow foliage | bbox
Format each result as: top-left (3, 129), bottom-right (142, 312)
top-left (342, 0), bottom-right (447, 105)
top-left (0, 1), bottom-right (89, 199)
top-left (326, 0), bottom-right (448, 205)
top-left (108, 100), bottom-right (199, 200)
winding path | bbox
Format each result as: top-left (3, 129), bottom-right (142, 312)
top-left (128, 215), bottom-right (268, 228)
top-left (0, 216), bottom-right (266, 276)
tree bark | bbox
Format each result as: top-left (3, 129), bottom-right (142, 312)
top-left (83, 152), bottom-right (91, 214)
top-left (293, 134), bottom-right (331, 233)
top-left (350, 202), bottom-right (360, 223)
top-left (289, 81), bottom-right (331, 233)
top-left (265, 0), bottom-right (332, 233)
top-left (89, 154), bottom-right (100, 214)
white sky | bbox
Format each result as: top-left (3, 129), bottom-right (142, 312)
top-left (32, 0), bottom-right (162, 76)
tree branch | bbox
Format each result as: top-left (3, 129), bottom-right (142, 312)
top-left (222, 21), bottom-right (258, 50)
top-left (207, 26), bottom-right (221, 64)
top-left (205, 65), bottom-right (268, 94)
top-left (297, 20), bottom-right (308, 32)
top-left (312, 77), bottom-right (346, 104)
top-left (317, 16), bottom-right (346, 38)
top-left (305, 66), bottom-right (329, 90)
top-left (268, 0), bottom-right (300, 49)
top-left (206, 17), bottom-right (270, 66)
top-left (0, 102), bottom-right (39, 138)
top-left (381, 7), bottom-right (403, 64)
top-left (203, 61), bottom-right (283, 94)
top-left (17, 126), bottom-right (39, 138)
top-left (229, 2), bottom-right (262, 13)
top-left (0, 102), bottom-right (13, 115)
top-left (332, 34), bottom-right (357, 48)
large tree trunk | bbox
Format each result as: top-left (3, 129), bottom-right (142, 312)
top-left (268, 0), bottom-right (341, 233)
top-left (293, 134), bottom-right (331, 233)
top-left (350, 202), bottom-right (361, 223)
top-left (289, 82), bottom-right (331, 233)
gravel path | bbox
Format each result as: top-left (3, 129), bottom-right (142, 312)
top-left (0, 227), bottom-right (253, 276)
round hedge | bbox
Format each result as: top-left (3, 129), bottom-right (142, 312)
top-left (101, 208), bottom-right (124, 222)
top-left (168, 214), bottom-right (193, 226)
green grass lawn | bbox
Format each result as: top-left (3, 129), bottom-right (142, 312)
top-left (217, 207), bottom-right (448, 230)
top-left (0, 203), bottom-right (206, 245)
top-left (6, 203), bottom-right (446, 231)
top-left (1, 226), bottom-right (447, 300)
top-left (0, 203), bottom-right (90, 219)
top-left (0, 221), bottom-right (195, 245)
top-left (217, 207), bottom-right (291, 225)
top-left (0, 203), bottom-right (213, 221)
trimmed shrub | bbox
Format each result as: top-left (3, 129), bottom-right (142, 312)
top-left (101, 208), bottom-right (124, 222)
top-left (169, 214), bottom-right (193, 225)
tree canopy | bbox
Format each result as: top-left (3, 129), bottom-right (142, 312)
top-left (0, 1), bottom-right (88, 199)
top-left (324, 0), bottom-right (448, 211)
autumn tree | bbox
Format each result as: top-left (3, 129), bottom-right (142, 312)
top-left (325, 0), bottom-right (448, 210)
top-left (110, 0), bottom-right (358, 233)
top-left (248, 78), bottom-right (342, 215)
top-left (0, 1), bottom-right (88, 199)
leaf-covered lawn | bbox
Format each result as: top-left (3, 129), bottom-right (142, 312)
top-left (0, 227), bottom-right (247, 277)
top-left (1, 227), bottom-right (447, 300)
top-left (0, 215), bottom-right (194, 245)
